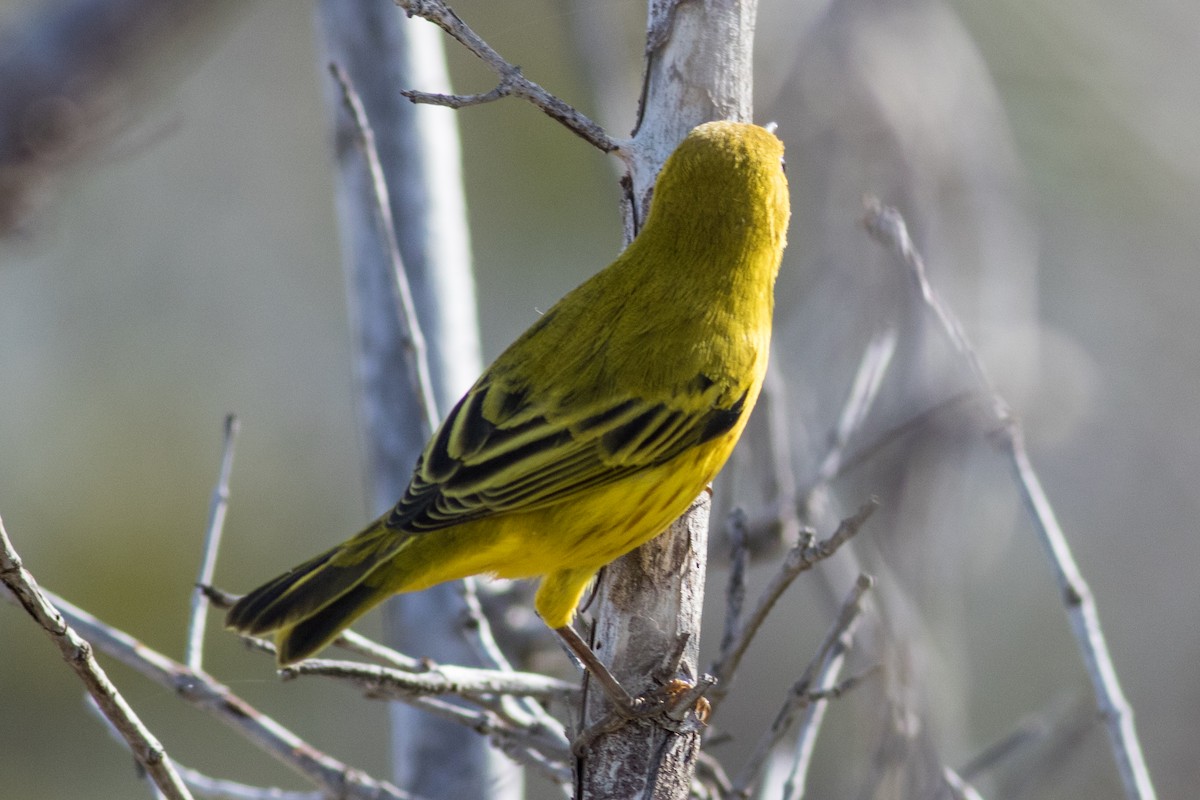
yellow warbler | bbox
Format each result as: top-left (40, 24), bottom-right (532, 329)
top-left (227, 121), bottom-right (790, 675)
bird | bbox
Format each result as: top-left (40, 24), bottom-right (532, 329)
top-left (226, 120), bottom-right (790, 708)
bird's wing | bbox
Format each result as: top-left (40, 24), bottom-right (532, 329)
top-left (386, 377), bottom-right (748, 533)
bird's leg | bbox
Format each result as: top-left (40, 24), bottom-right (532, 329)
top-left (554, 624), bottom-right (645, 718)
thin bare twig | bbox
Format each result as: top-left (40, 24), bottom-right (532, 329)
top-left (215, 581), bottom-right (572, 759)
top-left (329, 61), bottom-right (440, 436)
top-left (781, 663), bottom-right (884, 800)
top-left (826, 391), bottom-right (979, 484)
top-left (735, 573), bottom-right (875, 797)
top-left (864, 197), bottom-right (1157, 800)
top-left (708, 500), bottom-right (877, 711)
top-left (283, 656), bottom-right (576, 703)
top-left (393, 0), bottom-right (619, 153)
top-left (186, 413), bottom-right (239, 672)
top-left (757, 359), bottom-right (803, 542)
top-left (0, 518), bottom-right (195, 800)
top-left (455, 575), bottom-right (568, 748)
top-left (221, 628), bottom-right (572, 782)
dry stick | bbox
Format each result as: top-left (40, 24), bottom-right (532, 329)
top-left (751, 359), bottom-right (803, 542)
top-left (0, 519), bottom-right (195, 800)
top-left (708, 500), bottom-right (877, 712)
top-left (863, 198), bottom-right (1157, 800)
top-left (779, 665), bottom-right (879, 800)
top-left (733, 574), bottom-right (875, 796)
top-left (392, 0), bottom-right (619, 153)
top-left (185, 413), bottom-right (239, 672)
top-left (0, 582), bottom-right (414, 800)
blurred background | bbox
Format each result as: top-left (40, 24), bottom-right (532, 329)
top-left (1, 0), bottom-right (1197, 798)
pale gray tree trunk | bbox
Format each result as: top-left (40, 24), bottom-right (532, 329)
top-left (577, 2), bottom-right (759, 797)
top-left (314, 3), bottom-right (520, 799)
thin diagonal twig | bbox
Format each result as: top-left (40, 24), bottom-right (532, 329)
top-left (329, 61), bottom-right (440, 436)
top-left (864, 197), bottom-right (1157, 800)
top-left (0, 519), bottom-right (195, 800)
top-left (185, 413), bottom-right (239, 672)
top-left (735, 573), bottom-right (875, 797)
top-left (708, 500), bottom-right (877, 712)
top-left (813, 330), bottom-right (897, 487)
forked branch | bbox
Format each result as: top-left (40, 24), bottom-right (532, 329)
top-left (393, 0), bottom-right (619, 153)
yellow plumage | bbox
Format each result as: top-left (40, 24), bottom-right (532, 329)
top-left (226, 120), bottom-right (790, 665)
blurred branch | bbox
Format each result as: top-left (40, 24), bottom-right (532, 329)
top-left (392, 0), bottom-right (619, 153)
top-left (810, 330), bottom-right (897, 489)
top-left (185, 413), bottom-right (239, 672)
top-left (943, 767), bottom-right (987, 800)
top-left (170, 767), bottom-right (322, 800)
top-left (960, 695), bottom-right (1098, 796)
top-left (733, 573), bottom-right (875, 797)
top-left (708, 501), bottom-right (877, 712)
top-left (863, 197), bottom-right (1158, 800)
top-left (735, 360), bottom-right (805, 552)
top-left (0, 518), bottom-right (194, 800)
top-left (83, 696), bottom-right (326, 800)
top-left (0, 0), bottom-right (243, 234)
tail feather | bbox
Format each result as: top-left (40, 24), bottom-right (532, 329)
top-left (225, 520), bottom-right (406, 660)
top-left (275, 582), bottom-right (390, 664)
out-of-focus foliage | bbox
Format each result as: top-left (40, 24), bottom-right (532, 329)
top-left (1, 1), bottom-right (1196, 798)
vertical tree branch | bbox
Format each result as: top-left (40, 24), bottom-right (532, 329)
top-left (577, 3), bottom-right (760, 796)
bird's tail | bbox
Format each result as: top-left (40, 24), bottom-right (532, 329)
top-left (225, 518), bottom-right (406, 665)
